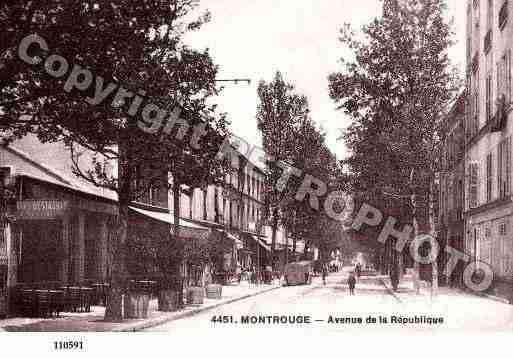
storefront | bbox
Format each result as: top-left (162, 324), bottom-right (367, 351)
top-left (5, 177), bottom-right (118, 289)
top-left (467, 203), bottom-right (513, 301)
top-left (240, 231), bottom-right (270, 270)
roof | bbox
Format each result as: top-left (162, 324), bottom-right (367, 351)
top-left (5, 134), bottom-right (117, 201)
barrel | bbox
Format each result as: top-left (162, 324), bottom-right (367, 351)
top-left (205, 284), bottom-right (222, 299)
top-left (124, 293), bottom-right (149, 319)
top-left (186, 286), bottom-right (204, 305)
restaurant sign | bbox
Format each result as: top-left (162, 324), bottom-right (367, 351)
top-left (0, 243), bottom-right (6, 265)
top-left (17, 200), bottom-right (69, 220)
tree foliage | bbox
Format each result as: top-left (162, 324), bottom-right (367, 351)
top-left (1, 0), bottom-right (229, 320)
top-left (328, 0), bottom-right (461, 270)
top-left (329, 0), bottom-right (460, 221)
top-left (257, 71), bottom-right (343, 262)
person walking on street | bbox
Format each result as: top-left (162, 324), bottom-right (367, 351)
top-left (354, 263), bottom-right (361, 278)
top-left (390, 266), bottom-right (400, 292)
top-left (322, 265), bottom-right (327, 285)
top-left (348, 271), bottom-right (356, 295)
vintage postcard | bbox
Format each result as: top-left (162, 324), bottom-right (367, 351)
top-left (0, 0), bottom-right (511, 357)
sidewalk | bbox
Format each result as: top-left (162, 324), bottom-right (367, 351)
top-left (380, 276), bottom-right (513, 330)
top-left (0, 281), bottom-right (281, 332)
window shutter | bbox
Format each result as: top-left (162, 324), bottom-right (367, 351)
top-left (506, 137), bottom-right (512, 195)
top-left (508, 49), bottom-right (512, 104)
top-left (470, 162), bottom-right (479, 208)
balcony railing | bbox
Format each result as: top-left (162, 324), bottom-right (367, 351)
top-left (499, 0), bottom-right (509, 30)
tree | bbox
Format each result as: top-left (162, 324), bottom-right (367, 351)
top-left (256, 71), bottom-right (309, 267)
top-left (329, 0), bottom-right (460, 294)
top-left (1, 1), bottom-right (228, 320)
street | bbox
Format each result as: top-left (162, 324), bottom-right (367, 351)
top-left (145, 269), bottom-right (513, 333)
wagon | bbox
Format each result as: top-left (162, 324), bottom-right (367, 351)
top-left (283, 261), bottom-right (314, 286)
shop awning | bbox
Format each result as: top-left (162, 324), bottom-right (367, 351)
top-left (129, 206), bottom-right (210, 240)
top-left (251, 234), bottom-right (271, 252)
top-left (223, 230), bottom-right (243, 249)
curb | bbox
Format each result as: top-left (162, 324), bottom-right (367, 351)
top-left (383, 279), bottom-right (511, 305)
top-left (378, 279), bottom-right (403, 303)
top-left (116, 285), bottom-right (282, 332)
top-left (467, 290), bottom-right (511, 305)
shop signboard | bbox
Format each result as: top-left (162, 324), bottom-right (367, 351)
top-left (0, 245), bottom-right (6, 265)
top-left (17, 200), bottom-right (69, 220)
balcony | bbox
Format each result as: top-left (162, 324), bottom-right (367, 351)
top-left (499, 0), bottom-right (509, 30)
top-left (484, 30), bottom-right (492, 54)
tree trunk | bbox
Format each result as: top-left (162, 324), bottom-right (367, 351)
top-left (228, 198), bottom-right (232, 228)
top-left (171, 181), bottom-right (184, 308)
top-left (411, 194), bottom-right (420, 295)
top-left (271, 208), bottom-right (278, 268)
top-left (284, 227), bottom-right (289, 267)
top-left (104, 143), bottom-right (131, 322)
top-left (429, 181), bottom-right (438, 297)
top-left (214, 187), bottom-right (220, 223)
top-left (203, 187), bottom-right (207, 221)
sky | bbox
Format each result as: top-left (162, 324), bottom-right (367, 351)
top-left (185, 0), bottom-right (467, 160)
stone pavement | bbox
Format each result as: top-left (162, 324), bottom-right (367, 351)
top-left (0, 281), bottom-right (281, 332)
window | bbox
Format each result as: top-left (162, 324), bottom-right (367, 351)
top-left (500, 219), bottom-right (513, 275)
top-left (475, 0), bottom-right (481, 28)
top-left (469, 162), bottom-right (480, 208)
top-left (487, 152), bottom-right (494, 202)
top-left (486, 73), bottom-right (493, 121)
top-left (485, 0), bottom-right (493, 53)
top-left (150, 185), bottom-right (161, 206)
top-left (499, 0), bottom-right (509, 29)
top-left (482, 225), bottom-right (493, 265)
top-left (497, 49), bottom-right (512, 106)
top-left (468, 3), bottom-right (473, 61)
top-left (472, 52), bottom-right (480, 74)
top-left (499, 221), bottom-right (508, 235)
top-left (473, 87), bottom-right (480, 134)
top-left (459, 180), bottom-right (464, 210)
top-left (498, 137), bottom-right (511, 198)
top-left (488, 0), bottom-right (494, 29)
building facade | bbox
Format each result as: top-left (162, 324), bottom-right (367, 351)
top-left (465, 0), bottom-right (513, 299)
top-left (439, 93), bottom-right (466, 288)
top-left (0, 136), bottom-right (119, 293)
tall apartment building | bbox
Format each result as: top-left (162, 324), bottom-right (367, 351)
top-left (465, 0), bottom-right (513, 299)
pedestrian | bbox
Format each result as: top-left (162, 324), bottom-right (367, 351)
top-left (348, 271), bottom-right (356, 295)
top-left (322, 266), bottom-right (327, 285)
top-left (355, 263), bottom-right (361, 278)
top-left (390, 266), bottom-right (399, 292)
top-left (236, 265), bottom-right (242, 284)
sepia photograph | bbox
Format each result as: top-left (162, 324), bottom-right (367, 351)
top-left (0, 0), bottom-right (512, 356)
